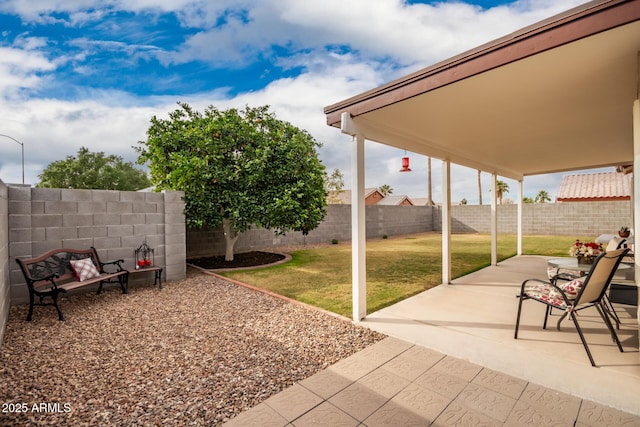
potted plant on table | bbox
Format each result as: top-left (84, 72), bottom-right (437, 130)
top-left (618, 226), bottom-right (631, 238)
top-left (569, 240), bottom-right (603, 265)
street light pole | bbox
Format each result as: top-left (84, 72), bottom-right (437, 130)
top-left (0, 133), bottom-right (25, 184)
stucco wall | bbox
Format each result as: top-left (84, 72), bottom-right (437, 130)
top-left (8, 187), bottom-right (186, 304)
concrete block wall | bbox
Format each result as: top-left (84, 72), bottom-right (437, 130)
top-left (189, 200), bottom-right (632, 258)
top-left (435, 201), bottom-right (632, 235)
top-left (0, 181), bottom-right (9, 344)
top-left (187, 204), bottom-right (433, 258)
top-left (8, 187), bottom-right (186, 304)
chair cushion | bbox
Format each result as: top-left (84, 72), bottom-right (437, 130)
top-left (70, 258), bottom-right (101, 282)
top-left (524, 277), bottom-right (585, 308)
top-left (524, 282), bottom-right (567, 308)
top-left (558, 277), bottom-right (585, 299)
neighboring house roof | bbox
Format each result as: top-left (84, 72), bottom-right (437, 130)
top-left (376, 195), bottom-right (414, 206)
top-left (328, 188), bottom-right (382, 204)
top-left (556, 172), bottom-right (632, 202)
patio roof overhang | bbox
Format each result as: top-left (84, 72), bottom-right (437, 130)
top-left (324, 0), bottom-right (640, 181)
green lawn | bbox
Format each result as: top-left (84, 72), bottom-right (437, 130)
top-left (220, 233), bottom-right (589, 317)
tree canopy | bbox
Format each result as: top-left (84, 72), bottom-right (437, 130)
top-left (137, 103), bottom-right (327, 260)
top-left (496, 180), bottom-right (510, 204)
top-left (535, 190), bottom-right (551, 203)
top-left (36, 147), bottom-right (150, 190)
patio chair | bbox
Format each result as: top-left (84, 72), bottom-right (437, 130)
top-left (514, 248), bottom-right (628, 367)
top-left (547, 237), bottom-right (627, 328)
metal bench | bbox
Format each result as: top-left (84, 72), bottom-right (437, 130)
top-left (16, 247), bottom-right (129, 321)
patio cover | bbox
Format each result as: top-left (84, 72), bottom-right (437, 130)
top-left (323, 0), bottom-right (640, 320)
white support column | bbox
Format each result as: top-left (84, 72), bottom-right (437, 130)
top-left (341, 112), bottom-right (367, 321)
top-left (442, 159), bottom-right (451, 284)
top-left (633, 100), bottom-right (640, 324)
top-left (491, 174), bottom-right (498, 266)
top-left (517, 180), bottom-right (523, 256)
top-left (351, 133), bottom-right (366, 320)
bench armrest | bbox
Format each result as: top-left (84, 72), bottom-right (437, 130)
top-left (100, 259), bottom-right (125, 272)
top-left (41, 273), bottom-right (61, 289)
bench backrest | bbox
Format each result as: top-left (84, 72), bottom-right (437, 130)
top-left (16, 247), bottom-right (103, 289)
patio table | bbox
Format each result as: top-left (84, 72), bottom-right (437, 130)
top-left (547, 257), bottom-right (632, 276)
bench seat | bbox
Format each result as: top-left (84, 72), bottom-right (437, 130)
top-left (16, 247), bottom-right (129, 321)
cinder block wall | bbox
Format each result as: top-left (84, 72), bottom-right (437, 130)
top-left (8, 187), bottom-right (186, 304)
top-left (187, 204), bottom-right (433, 258)
top-left (0, 181), bottom-right (9, 343)
top-left (188, 200), bottom-right (632, 258)
top-left (439, 201), bottom-right (632, 235)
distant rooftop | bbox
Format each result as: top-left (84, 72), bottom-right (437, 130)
top-left (556, 171), bottom-right (631, 202)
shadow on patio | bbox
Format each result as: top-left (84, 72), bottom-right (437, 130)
top-left (361, 255), bottom-right (640, 416)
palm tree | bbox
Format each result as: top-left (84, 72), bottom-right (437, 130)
top-left (379, 184), bottom-right (393, 197)
top-left (496, 180), bottom-right (509, 204)
top-left (535, 190), bottom-right (551, 203)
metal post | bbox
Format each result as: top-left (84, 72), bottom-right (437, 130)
top-left (0, 133), bottom-right (25, 184)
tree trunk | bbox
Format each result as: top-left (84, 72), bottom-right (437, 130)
top-left (427, 157), bottom-right (434, 206)
top-left (222, 218), bottom-right (240, 261)
top-left (477, 170), bottom-right (482, 205)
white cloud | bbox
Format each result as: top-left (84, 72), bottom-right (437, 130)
top-left (0, 0), bottom-right (595, 198)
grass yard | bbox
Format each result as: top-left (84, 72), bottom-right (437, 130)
top-left (220, 233), bottom-right (592, 318)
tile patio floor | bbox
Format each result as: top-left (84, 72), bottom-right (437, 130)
top-left (226, 256), bottom-right (640, 426)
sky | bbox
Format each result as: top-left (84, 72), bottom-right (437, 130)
top-left (0, 0), bottom-right (610, 203)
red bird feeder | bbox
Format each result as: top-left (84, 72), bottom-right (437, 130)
top-left (399, 156), bottom-right (412, 172)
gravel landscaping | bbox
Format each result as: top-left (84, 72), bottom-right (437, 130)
top-left (0, 268), bottom-right (385, 426)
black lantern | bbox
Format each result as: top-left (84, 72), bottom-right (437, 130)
top-left (134, 241), bottom-right (154, 269)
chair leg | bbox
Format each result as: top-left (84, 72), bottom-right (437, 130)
top-left (601, 294), bottom-right (621, 330)
top-left (569, 310), bottom-right (596, 367)
top-left (595, 304), bottom-right (624, 352)
top-left (543, 305), bottom-right (551, 330)
top-left (514, 295), bottom-right (525, 339)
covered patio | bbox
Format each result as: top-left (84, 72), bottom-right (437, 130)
top-left (320, 0), bottom-right (640, 418)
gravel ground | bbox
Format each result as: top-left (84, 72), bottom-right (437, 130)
top-left (0, 268), bottom-right (385, 426)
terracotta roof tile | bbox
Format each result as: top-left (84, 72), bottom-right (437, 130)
top-left (556, 172), bottom-right (631, 201)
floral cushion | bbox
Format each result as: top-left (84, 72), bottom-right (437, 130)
top-left (524, 277), bottom-right (585, 308)
top-left (70, 258), bottom-right (101, 282)
top-left (558, 277), bottom-right (585, 299)
top-left (524, 282), bottom-right (567, 308)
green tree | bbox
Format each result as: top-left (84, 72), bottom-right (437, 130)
top-left (496, 180), bottom-right (509, 204)
top-left (36, 147), bottom-right (150, 190)
top-left (325, 168), bottom-right (345, 204)
top-left (523, 197), bottom-right (534, 203)
top-left (379, 184), bottom-right (393, 197)
top-left (137, 103), bottom-right (327, 261)
top-left (535, 190), bottom-right (551, 203)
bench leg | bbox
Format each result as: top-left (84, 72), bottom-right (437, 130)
top-left (51, 290), bottom-right (65, 321)
top-left (120, 273), bottom-right (128, 294)
top-left (26, 291), bottom-right (35, 321)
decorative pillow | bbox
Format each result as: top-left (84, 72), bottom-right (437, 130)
top-left (70, 258), bottom-right (101, 282)
top-left (557, 276), bottom-right (585, 299)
